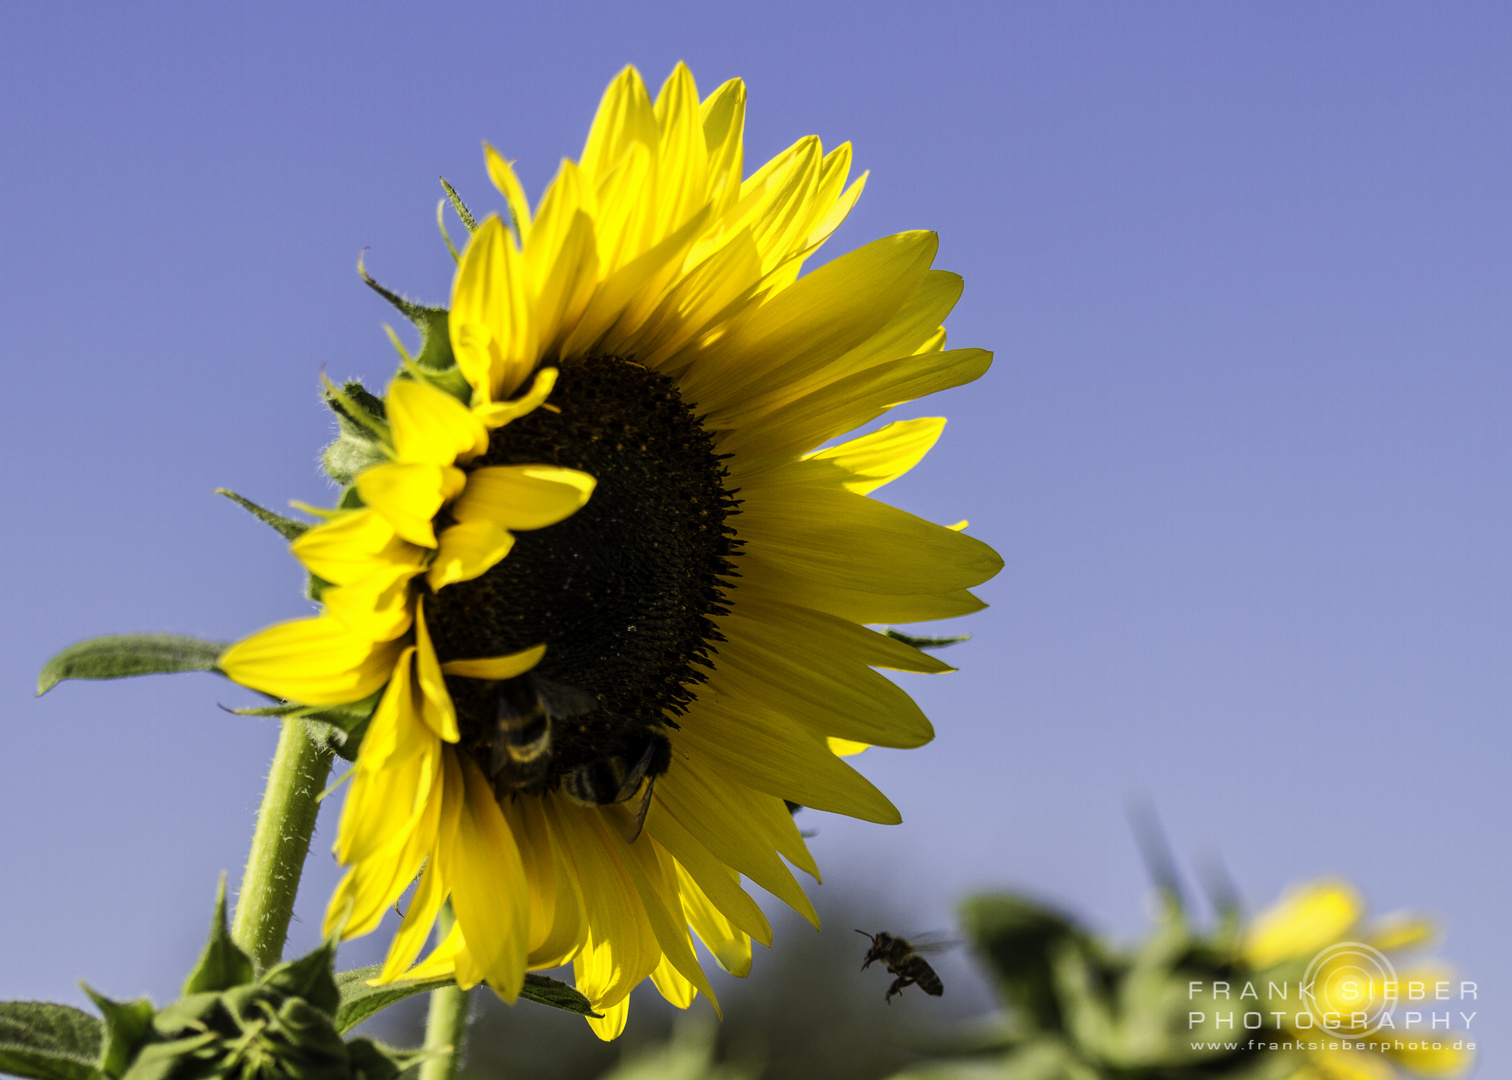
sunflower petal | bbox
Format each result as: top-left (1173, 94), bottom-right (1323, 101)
top-left (220, 616), bottom-right (402, 706)
top-left (451, 465), bottom-right (597, 532)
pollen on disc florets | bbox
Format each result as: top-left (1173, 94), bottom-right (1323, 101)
top-left (425, 356), bottom-right (741, 782)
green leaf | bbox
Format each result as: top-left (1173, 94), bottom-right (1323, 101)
top-left (181, 877), bottom-right (254, 996)
top-left (344, 1039), bottom-right (436, 1080)
top-left (214, 490), bottom-right (309, 541)
top-left (957, 895), bottom-right (1091, 1036)
top-left (520, 975), bottom-right (599, 1018)
top-left (883, 629), bottom-right (971, 650)
top-left (38, 636), bottom-right (227, 696)
top-left (0, 1002), bottom-right (104, 1080)
top-left (332, 969), bottom-right (598, 1034)
top-left (259, 939), bottom-right (340, 1018)
top-left (79, 989), bottom-right (154, 1080)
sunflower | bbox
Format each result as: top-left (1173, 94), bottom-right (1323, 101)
top-left (219, 62), bottom-right (1001, 1039)
top-left (1243, 880), bottom-right (1473, 1080)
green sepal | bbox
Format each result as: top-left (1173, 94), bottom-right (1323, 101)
top-left (438, 179), bottom-right (478, 233)
top-left (358, 263), bottom-right (461, 381)
top-left (321, 380), bottom-right (390, 487)
top-left (344, 1039), bottom-right (435, 1080)
top-left (79, 988), bottom-right (154, 1080)
top-left (883, 629), bottom-right (971, 649)
top-left (38, 636), bottom-right (228, 696)
top-left (228, 693), bottom-right (379, 763)
top-left (332, 968), bottom-right (598, 1033)
top-left (259, 938), bottom-right (341, 1018)
top-left (181, 877), bottom-right (254, 997)
top-left (114, 1033), bottom-right (216, 1080)
top-left (0, 1002), bottom-right (105, 1080)
top-left (214, 490), bottom-right (310, 541)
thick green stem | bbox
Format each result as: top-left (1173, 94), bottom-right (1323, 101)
top-left (231, 717), bottom-right (333, 970)
top-left (420, 905), bottom-right (470, 1080)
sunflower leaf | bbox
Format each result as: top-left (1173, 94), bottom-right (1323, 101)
top-left (332, 969), bottom-right (599, 1033)
top-left (0, 1002), bottom-right (105, 1080)
top-left (883, 629), bottom-right (971, 650)
top-left (37, 636), bottom-right (228, 696)
top-left (259, 937), bottom-right (340, 1017)
top-left (214, 490), bottom-right (310, 540)
top-left (181, 877), bottom-right (254, 996)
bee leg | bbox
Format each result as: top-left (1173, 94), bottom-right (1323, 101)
top-left (886, 975), bottom-right (912, 1003)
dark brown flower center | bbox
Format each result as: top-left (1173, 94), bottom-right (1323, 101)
top-left (425, 355), bottom-right (739, 784)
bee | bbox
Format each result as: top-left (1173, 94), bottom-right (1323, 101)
top-left (486, 672), bottom-right (670, 843)
top-left (856, 930), bottom-right (947, 1003)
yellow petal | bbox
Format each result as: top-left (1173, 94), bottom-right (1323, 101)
top-left (643, 807), bottom-right (771, 945)
top-left (428, 520), bottom-right (515, 591)
top-left (675, 862), bottom-right (754, 977)
top-left (413, 600), bottom-right (459, 742)
top-left (451, 465), bottom-right (596, 532)
top-left (445, 754), bottom-right (529, 999)
top-left (698, 78), bottom-right (745, 215)
top-left (387, 377), bottom-right (488, 465)
top-left (319, 571), bottom-right (418, 643)
top-left (290, 509), bottom-right (416, 586)
top-left (484, 143), bottom-right (532, 245)
top-left (649, 955), bottom-right (697, 1009)
top-left (440, 644), bottom-right (547, 681)
top-left (355, 462), bottom-right (466, 547)
top-left (579, 66), bottom-right (657, 190)
top-left (472, 365), bottom-right (560, 431)
top-left (804, 417), bottom-right (946, 494)
top-left (450, 216), bottom-right (537, 403)
top-left (584, 997), bottom-right (629, 1042)
top-left (219, 616), bottom-right (403, 706)
top-left (827, 737), bottom-right (869, 756)
top-left (1244, 879), bottom-right (1365, 968)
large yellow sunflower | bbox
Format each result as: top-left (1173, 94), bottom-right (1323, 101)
top-left (220, 62), bottom-right (1001, 1039)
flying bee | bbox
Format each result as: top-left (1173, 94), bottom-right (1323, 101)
top-left (487, 673), bottom-right (601, 796)
top-left (560, 724), bottom-right (672, 844)
top-left (856, 930), bottom-right (948, 1003)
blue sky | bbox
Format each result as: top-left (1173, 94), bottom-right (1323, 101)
top-left (2, 1), bottom-right (1507, 1066)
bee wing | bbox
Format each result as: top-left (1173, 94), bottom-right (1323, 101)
top-left (532, 676), bottom-right (601, 719)
top-left (623, 773), bottom-right (657, 844)
top-left (905, 933), bottom-right (961, 954)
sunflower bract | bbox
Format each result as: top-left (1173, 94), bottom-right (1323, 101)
top-left (218, 62), bottom-right (1002, 1040)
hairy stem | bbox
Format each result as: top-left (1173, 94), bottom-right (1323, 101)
top-left (420, 904), bottom-right (470, 1080)
top-left (231, 717), bottom-right (333, 970)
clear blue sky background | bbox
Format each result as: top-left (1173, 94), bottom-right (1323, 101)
top-left (2, 0), bottom-right (1507, 1068)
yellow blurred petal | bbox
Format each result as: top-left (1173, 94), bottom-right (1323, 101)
top-left (1244, 879), bottom-right (1365, 968)
top-left (219, 616), bottom-right (402, 706)
top-left (387, 377), bottom-right (489, 465)
top-left (355, 462), bottom-right (466, 547)
top-left (484, 143), bottom-right (532, 245)
top-left (1363, 912), bottom-right (1438, 952)
top-left (428, 520), bottom-right (515, 591)
top-left (445, 754), bottom-right (529, 1000)
top-left (827, 737), bottom-right (869, 756)
top-left (452, 465), bottom-right (597, 532)
top-left (450, 216), bottom-right (537, 403)
top-left (1383, 1030), bottom-right (1475, 1077)
top-left (440, 644), bottom-right (547, 681)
